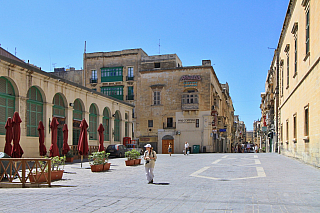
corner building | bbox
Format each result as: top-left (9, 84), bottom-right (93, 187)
top-left (136, 58), bottom-right (234, 154)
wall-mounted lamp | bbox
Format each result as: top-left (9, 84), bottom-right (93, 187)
top-left (112, 114), bottom-right (116, 117)
top-left (176, 131), bottom-right (181, 135)
top-left (69, 103), bottom-right (74, 107)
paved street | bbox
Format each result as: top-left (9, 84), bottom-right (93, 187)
top-left (1, 153), bottom-right (320, 213)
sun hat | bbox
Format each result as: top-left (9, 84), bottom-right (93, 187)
top-left (144, 144), bottom-right (152, 148)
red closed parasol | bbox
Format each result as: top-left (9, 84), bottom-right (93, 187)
top-left (98, 123), bottom-right (104, 152)
top-left (11, 112), bottom-right (24, 158)
top-left (49, 117), bottom-right (60, 157)
top-left (4, 117), bottom-right (13, 156)
top-left (38, 121), bottom-right (47, 156)
top-left (62, 124), bottom-right (70, 155)
top-left (78, 119), bottom-right (89, 156)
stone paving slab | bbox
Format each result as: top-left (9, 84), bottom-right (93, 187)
top-left (0, 153), bottom-right (320, 212)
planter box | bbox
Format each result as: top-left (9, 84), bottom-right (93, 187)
top-left (125, 160), bottom-right (135, 166)
top-left (28, 170), bottom-right (64, 183)
top-left (134, 159), bottom-right (140, 165)
top-left (90, 164), bottom-right (104, 172)
top-left (103, 163), bottom-right (111, 171)
top-left (66, 157), bottom-right (74, 163)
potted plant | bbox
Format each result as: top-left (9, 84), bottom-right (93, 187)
top-left (125, 150), bottom-right (135, 166)
top-left (132, 149), bottom-right (141, 165)
top-left (65, 151), bottom-right (74, 162)
top-left (28, 156), bottom-right (65, 183)
top-left (89, 151), bottom-right (110, 172)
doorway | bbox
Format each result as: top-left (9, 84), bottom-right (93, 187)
top-left (162, 135), bottom-right (174, 154)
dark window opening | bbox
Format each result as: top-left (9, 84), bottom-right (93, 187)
top-left (154, 63), bottom-right (160, 68)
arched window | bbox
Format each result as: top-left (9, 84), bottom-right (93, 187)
top-left (0, 77), bottom-right (15, 135)
top-left (27, 87), bottom-right (43, 136)
top-left (114, 111), bottom-right (121, 142)
top-left (103, 108), bottom-right (110, 141)
top-left (73, 99), bottom-right (83, 145)
top-left (52, 93), bottom-right (65, 117)
top-left (73, 99), bottom-right (83, 121)
top-left (89, 104), bottom-right (98, 140)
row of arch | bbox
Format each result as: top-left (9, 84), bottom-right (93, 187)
top-left (0, 77), bottom-right (127, 146)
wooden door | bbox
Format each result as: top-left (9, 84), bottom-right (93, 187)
top-left (162, 139), bottom-right (174, 154)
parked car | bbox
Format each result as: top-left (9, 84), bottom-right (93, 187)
top-left (105, 144), bottom-right (127, 158)
top-left (126, 144), bottom-right (144, 155)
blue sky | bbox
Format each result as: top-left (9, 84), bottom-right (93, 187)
top-left (0, 0), bottom-right (289, 130)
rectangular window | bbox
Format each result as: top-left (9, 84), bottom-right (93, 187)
top-left (128, 67), bottom-right (134, 77)
top-left (304, 106), bottom-right (309, 136)
top-left (286, 120), bottom-right (289, 142)
top-left (293, 114), bottom-right (297, 139)
top-left (167, 117), bottom-right (173, 128)
top-left (148, 120), bottom-right (153, 128)
top-left (101, 67), bottom-right (123, 82)
top-left (125, 122), bottom-right (129, 137)
top-left (287, 54), bottom-right (289, 88)
top-left (280, 124), bottom-right (283, 142)
top-left (127, 86), bottom-right (134, 100)
top-left (154, 62), bottom-right (160, 68)
top-left (294, 35), bottom-right (298, 76)
top-left (91, 70), bottom-right (97, 83)
top-left (196, 119), bottom-right (199, 128)
top-left (306, 7), bottom-right (310, 54)
top-left (153, 91), bottom-right (161, 105)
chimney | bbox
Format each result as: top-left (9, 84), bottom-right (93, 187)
top-left (202, 60), bottom-right (211, 66)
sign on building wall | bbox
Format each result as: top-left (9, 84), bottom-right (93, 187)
top-left (180, 75), bottom-right (202, 81)
top-left (178, 119), bottom-right (196, 123)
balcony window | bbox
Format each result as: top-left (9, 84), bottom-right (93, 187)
top-left (127, 67), bottom-right (134, 81)
top-left (127, 86), bottom-right (134, 100)
top-left (101, 86), bottom-right (123, 100)
top-left (182, 90), bottom-right (199, 110)
top-left (91, 70), bottom-right (97, 83)
top-left (101, 67), bottom-right (123, 82)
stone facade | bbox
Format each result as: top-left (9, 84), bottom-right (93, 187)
top-left (82, 48), bottom-right (235, 153)
top-left (0, 47), bottom-right (133, 157)
top-left (261, 0), bottom-right (320, 167)
top-left (136, 61), bottom-right (235, 154)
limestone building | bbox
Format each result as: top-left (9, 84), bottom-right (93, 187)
top-left (262, 0), bottom-right (320, 166)
top-left (136, 58), bottom-right (235, 154)
top-left (0, 47), bottom-right (133, 157)
top-left (82, 48), bottom-right (235, 153)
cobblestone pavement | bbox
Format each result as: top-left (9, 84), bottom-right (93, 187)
top-left (1, 153), bottom-right (320, 213)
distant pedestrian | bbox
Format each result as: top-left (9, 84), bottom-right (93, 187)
top-left (255, 144), bottom-right (259, 153)
top-left (184, 142), bottom-right (189, 155)
top-left (144, 144), bottom-right (157, 184)
top-left (168, 143), bottom-right (172, 156)
top-left (246, 143), bottom-right (251, 153)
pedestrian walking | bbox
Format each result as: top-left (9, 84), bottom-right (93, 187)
top-left (168, 143), bottom-right (172, 156)
top-left (246, 143), bottom-right (251, 153)
top-left (184, 142), bottom-right (189, 155)
top-left (144, 144), bottom-right (157, 184)
top-left (255, 144), bottom-right (259, 153)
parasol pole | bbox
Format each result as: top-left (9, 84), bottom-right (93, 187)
top-left (81, 155), bottom-right (83, 168)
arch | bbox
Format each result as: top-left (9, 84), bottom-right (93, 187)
top-left (73, 98), bottom-right (84, 121)
top-left (89, 104), bottom-right (98, 140)
top-left (52, 93), bottom-right (67, 117)
top-left (162, 135), bottom-right (174, 140)
top-left (0, 76), bottom-right (16, 135)
top-left (103, 107), bottom-right (110, 141)
top-left (26, 86), bottom-right (44, 136)
top-left (114, 110), bottom-right (121, 142)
